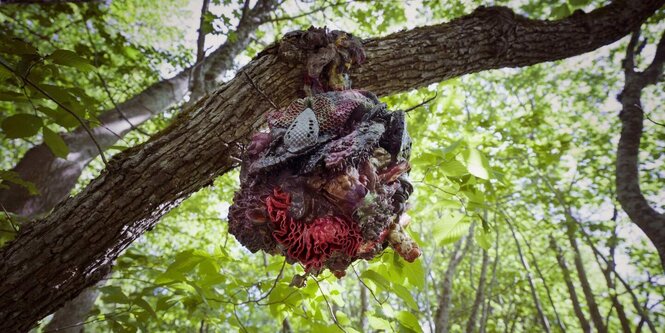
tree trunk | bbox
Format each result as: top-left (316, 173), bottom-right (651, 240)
top-left (578, 218), bottom-right (657, 333)
top-left (521, 232), bottom-right (566, 332)
top-left (435, 225), bottom-right (474, 333)
top-left (549, 235), bottom-right (591, 333)
top-left (478, 229), bottom-right (499, 333)
top-left (615, 30), bottom-right (665, 269)
top-left (565, 221), bottom-right (607, 333)
top-left (506, 219), bottom-right (550, 333)
top-left (42, 282), bottom-right (101, 333)
top-left (359, 278), bottom-right (368, 332)
top-left (465, 248), bottom-right (489, 333)
top-left (36, 2), bottom-right (275, 330)
top-left (0, 2), bottom-right (663, 331)
top-left (0, 0), bottom-right (277, 220)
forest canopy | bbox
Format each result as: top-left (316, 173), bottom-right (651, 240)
top-left (0, 0), bottom-right (664, 332)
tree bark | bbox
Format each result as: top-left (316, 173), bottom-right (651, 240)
top-left (522, 232), bottom-right (566, 332)
top-left (478, 229), bottom-right (499, 333)
top-left (435, 225), bottom-right (474, 333)
top-left (0, 0), bottom-right (277, 219)
top-left (0, 1), bottom-right (663, 331)
top-left (549, 235), bottom-right (591, 333)
top-left (506, 219), bottom-right (550, 333)
top-left (565, 221), bottom-right (607, 333)
top-left (37, 2), bottom-right (275, 331)
top-left (578, 214), bottom-right (657, 333)
top-left (616, 30), bottom-right (665, 269)
top-left (465, 248), bottom-right (489, 333)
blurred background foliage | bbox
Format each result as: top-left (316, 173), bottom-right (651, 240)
top-left (0, 0), bottom-right (663, 332)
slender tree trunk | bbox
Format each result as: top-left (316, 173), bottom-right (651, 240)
top-left (539, 173), bottom-right (607, 332)
top-left (479, 228), bottom-right (499, 333)
top-left (549, 235), bottom-right (591, 333)
top-left (0, 2), bottom-right (663, 331)
top-left (506, 219), bottom-right (550, 333)
top-left (564, 220), bottom-right (607, 333)
top-left (578, 221), bottom-right (657, 333)
top-left (359, 279), bottom-right (368, 332)
top-left (465, 248), bottom-right (489, 333)
top-left (587, 213), bottom-right (632, 332)
top-left (521, 233), bottom-right (566, 332)
top-left (435, 225), bottom-right (474, 333)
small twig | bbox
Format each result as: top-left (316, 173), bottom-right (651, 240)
top-left (243, 71), bottom-right (278, 110)
top-left (311, 275), bottom-right (347, 333)
top-left (351, 265), bottom-right (385, 304)
top-left (83, 20), bottom-right (149, 139)
top-left (42, 306), bottom-right (133, 332)
top-left (0, 202), bottom-right (18, 232)
top-left (645, 112), bottom-right (665, 127)
top-left (265, 0), bottom-right (360, 23)
top-left (403, 91), bottom-right (438, 113)
top-left (0, 57), bottom-right (108, 165)
top-left (233, 305), bottom-right (248, 333)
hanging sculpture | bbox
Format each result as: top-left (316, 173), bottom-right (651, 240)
top-left (228, 27), bottom-right (420, 283)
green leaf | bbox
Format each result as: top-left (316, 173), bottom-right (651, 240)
top-left (403, 259), bottom-right (426, 289)
top-left (396, 311), bottom-right (423, 333)
top-left (476, 228), bottom-right (492, 250)
top-left (0, 65), bottom-right (12, 80)
top-left (100, 286), bottom-right (130, 304)
top-left (48, 50), bottom-right (96, 72)
top-left (368, 314), bottom-right (392, 331)
top-left (2, 114), bottom-right (42, 138)
top-left (392, 284), bottom-right (418, 311)
top-left (0, 170), bottom-right (39, 195)
top-left (360, 269), bottom-right (391, 291)
top-left (37, 106), bottom-right (79, 129)
top-left (440, 160), bottom-right (467, 177)
top-left (552, 4), bottom-right (571, 19)
top-left (0, 37), bottom-right (38, 55)
top-left (569, 0), bottom-right (591, 7)
top-left (133, 297), bottom-right (159, 320)
top-left (42, 127), bottom-right (69, 158)
top-left (463, 148), bottom-right (491, 180)
top-left (0, 91), bottom-right (27, 102)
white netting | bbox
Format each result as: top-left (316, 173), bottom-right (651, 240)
top-left (284, 108), bottom-right (319, 152)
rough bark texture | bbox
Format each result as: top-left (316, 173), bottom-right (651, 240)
top-left (37, 2), bottom-right (276, 330)
top-left (0, 1), bottom-right (663, 331)
top-left (435, 226), bottom-right (473, 333)
top-left (550, 235), bottom-right (591, 333)
top-left (0, 0), bottom-right (277, 219)
top-left (616, 30), bottom-right (665, 269)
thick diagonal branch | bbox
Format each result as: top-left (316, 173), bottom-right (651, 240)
top-left (0, 1), bottom-right (663, 331)
top-left (0, 0), bottom-right (277, 219)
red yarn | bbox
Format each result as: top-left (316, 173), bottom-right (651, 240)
top-left (266, 188), bottom-right (362, 270)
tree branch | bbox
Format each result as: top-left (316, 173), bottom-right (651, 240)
top-left (0, 0), bottom-right (278, 219)
top-left (0, 1), bottom-right (663, 331)
top-left (616, 30), bottom-right (665, 269)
